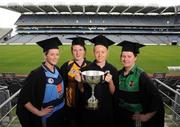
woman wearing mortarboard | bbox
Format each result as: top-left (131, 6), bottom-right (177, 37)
top-left (75, 35), bottom-right (119, 127)
top-left (114, 41), bottom-right (164, 127)
top-left (16, 37), bottom-right (66, 127)
top-left (60, 36), bottom-right (91, 127)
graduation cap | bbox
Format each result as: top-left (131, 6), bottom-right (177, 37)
top-left (37, 37), bottom-right (62, 52)
top-left (89, 35), bottom-right (115, 48)
top-left (117, 40), bottom-right (145, 54)
top-left (67, 36), bottom-right (89, 46)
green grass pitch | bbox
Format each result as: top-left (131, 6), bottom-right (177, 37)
top-left (0, 45), bottom-right (180, 74)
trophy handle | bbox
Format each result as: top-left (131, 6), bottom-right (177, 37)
top-left (102, 70), bottom-right (110, 83)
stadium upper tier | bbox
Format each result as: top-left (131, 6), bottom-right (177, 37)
top-left (0, 4), bottom-right (180, 15)
top-left (13, 14), bottom-right (180, 35)
top-left (15, 14), bottom-right (177, 26)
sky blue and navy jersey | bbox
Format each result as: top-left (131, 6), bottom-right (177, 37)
top-left (42, 64), bottom-right (65, 118)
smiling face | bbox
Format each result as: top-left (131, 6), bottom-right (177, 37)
top-left (93, 45), bottom-right (108, 63)
top-left (71, 45), bottom-right (86, 61)
top-left (44, 48), bottom-right (59, 66)
top-left (121, 51), bottom-right (137, 69)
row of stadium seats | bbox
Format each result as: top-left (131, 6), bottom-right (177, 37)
top-left (153, 73), bottom-right (180, 106)
top-left (0, 73), bottom-right (23, 96)
top-left (16, 14), bottom-right (175, 26)
top-left (0, 73), bottom-right (23, 118)
top-left (4, 34), bottom-right (179, 44)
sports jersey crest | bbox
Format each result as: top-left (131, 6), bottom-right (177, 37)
top-left (48, 78), bottom-right (54, 84)
top-left (129, 81), bottom-right (135, 87)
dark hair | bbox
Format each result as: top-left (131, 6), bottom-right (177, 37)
top-left (71, 45), bottom-right (86, 51)
top-left (44, 50), bottom-right (49, 55)
top-left (120, 52), bottom-right (137, 57)
top-left (44, 48), bottom-right (59, 55)
top-left (133, 53), bottom-right (137, 57)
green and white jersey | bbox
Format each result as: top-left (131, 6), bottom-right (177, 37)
top-left (118, 65), bottom-right (144, 113)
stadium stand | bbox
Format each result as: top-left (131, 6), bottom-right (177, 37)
top-left (133, 35), bottom-right (153, 44)
top-left (0, 88), bottom-right (11, 118)
top-left (1, 73), bottom-right (22, 95)
top-left (0, 72), bottom-right (23, 120)
top-left (0, 28), bottom-right (12, 43)
top-left (1, 4), bottom-right (180, 45)
top-left (15, 14), bottom-right (176, 26)
top-left (5, 33), bottom-right (178, 44)
top-left (174, 14), bottom-right (180, 24)
top-left (153, 72), bottom-right (180, 108)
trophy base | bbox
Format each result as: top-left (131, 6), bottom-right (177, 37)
top-left (86, 102), bottom-right (98, 110)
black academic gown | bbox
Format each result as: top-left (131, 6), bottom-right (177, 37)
top-left (16, 65), bottom-right (64, 127)
top-left (60, 59), bottom-right (91, 127)
top-left (114, 71), bottom-right (165, 127)
top-left (139, 72), bottom-right (164, 127)
top-left (80, 61), bottom-right (118, 127)
top-left (60, 59), bottom-right (91, 108)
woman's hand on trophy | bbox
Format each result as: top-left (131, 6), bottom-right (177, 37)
top-left (75, 71), bottom-right (84, 92)
top-left (74, 71), bottom-right (81, 83)
top-left (104, 73), bottom-right (113, 83)
top-left (104, 72), bottom-right (115, 94)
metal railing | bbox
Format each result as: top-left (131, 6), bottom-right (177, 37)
top-left (0, 89), bottom-right (20, 127)
top-left (154, 78), bottom-right (180, 127)
top-left (0, 85), bottom-right (8, 91)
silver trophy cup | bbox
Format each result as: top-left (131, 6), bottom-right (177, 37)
top-left (81, 70), bottom-right (105, 110)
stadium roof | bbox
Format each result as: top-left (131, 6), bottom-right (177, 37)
top-left (0, 28), bottom-right (12, 39)
top-left (0, 4), bottom-right (180, 15)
